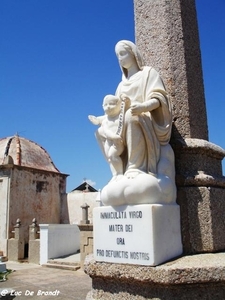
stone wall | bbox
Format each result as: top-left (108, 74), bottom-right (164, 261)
top-left (8, 166), bottom-right (67, 243)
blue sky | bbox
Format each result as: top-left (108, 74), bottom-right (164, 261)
top-left (1, 0), bottom-right (224, 192)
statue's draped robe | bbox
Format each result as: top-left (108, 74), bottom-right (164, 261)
top-left (115, 66), bottom-right (172, 175)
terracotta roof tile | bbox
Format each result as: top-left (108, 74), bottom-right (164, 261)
top-left (0, 136), bottom-right (60, 172)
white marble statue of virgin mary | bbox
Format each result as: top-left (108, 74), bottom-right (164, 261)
top-left (90, 40), bottom-right (176, 206)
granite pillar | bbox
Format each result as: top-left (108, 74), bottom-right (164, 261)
top-left (134, 0), bottom-right (225, 255)
top-left (85, 0), bottom-right (225, 299)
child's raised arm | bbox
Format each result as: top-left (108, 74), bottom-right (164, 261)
top-left (88, 115), bottom-right (105, 125)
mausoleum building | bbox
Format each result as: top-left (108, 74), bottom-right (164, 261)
top-left (0, 135), bottom-right (68, 258)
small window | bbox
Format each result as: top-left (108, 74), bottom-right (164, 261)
top-left (36, 181), bottom-right (48, 193)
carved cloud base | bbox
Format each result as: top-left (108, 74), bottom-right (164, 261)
top-left (101, 173), bottom-right (176, 206)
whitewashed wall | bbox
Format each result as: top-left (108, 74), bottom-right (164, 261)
top-left (39, 224), bottom-right (80, 265)
top-left (61, 191), bottom-right (101, 224)
top-left (0, 175), bottom-right (10, 256)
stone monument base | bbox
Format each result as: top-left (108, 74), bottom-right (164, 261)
top-left (85, 252), bottom-right (225, 300)
top-left (0, 263), bottom-right (6, 273)
top-left (93, 204), bottom-right (182, 266)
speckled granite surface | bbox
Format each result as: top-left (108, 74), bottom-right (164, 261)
top-left (85, 253), bottom-right (225, 299)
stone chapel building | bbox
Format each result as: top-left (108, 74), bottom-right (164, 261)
top-left (0, 135), bottom-right (68, 257)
